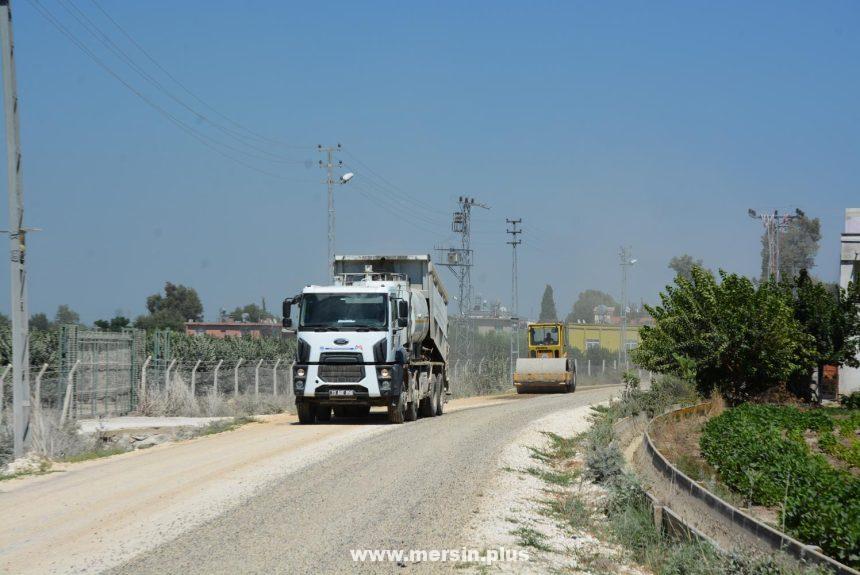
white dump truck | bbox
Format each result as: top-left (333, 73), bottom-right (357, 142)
top-left (283, 255), bottom-right (449, 424)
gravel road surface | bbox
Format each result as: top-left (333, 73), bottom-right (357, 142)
top-left (108, 386), bottom-right (618, 575)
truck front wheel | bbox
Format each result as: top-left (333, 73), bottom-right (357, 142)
top-left (387, 393), bottom-right (406, 424)
top-left (297, 403), bottom-right (315, 424)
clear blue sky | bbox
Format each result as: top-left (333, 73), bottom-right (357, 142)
top-left (1, 0), bottom-right (857, 323)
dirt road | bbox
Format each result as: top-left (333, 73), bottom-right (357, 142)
top-left (0, 386), bottom-right (618, 574)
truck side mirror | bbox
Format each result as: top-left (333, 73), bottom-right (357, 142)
top-left (282, 297), bottom-right (294, 329)
top-left (398, 300), bottom-right (408, 318)
top-left (396, 317), bottom-right (407, 328)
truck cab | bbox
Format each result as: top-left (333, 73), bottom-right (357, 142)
top-left (284, 255), bottom-right (448, 424)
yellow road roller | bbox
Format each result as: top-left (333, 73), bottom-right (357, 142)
top-left (513, 321), bottom-right (575, 393)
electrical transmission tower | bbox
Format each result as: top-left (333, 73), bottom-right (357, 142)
top-left (506, 218), bottom-right (522, 384)
top-left (748, 208), bottom-right (804, 282)
top-left (436, 196), bottom-right (489, 362)
top-left (0, 0), bottom-right (31, 458)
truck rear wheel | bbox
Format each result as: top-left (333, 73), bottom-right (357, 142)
top-left (434, 374), bottom-right (444, 416)
top-left (418, 372), bottom-right (435, 418)
top-left (387, 393), bottom-right (406, 424)
top-left (297, 403), bottom-right (315, 424)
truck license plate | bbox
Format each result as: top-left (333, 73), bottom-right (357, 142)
top-left (330, 389), bottom-right (355, 398)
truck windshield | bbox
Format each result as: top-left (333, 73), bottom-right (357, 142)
top-left (529, 326), bottom-right (559, 346)
top-left (300, 293), bottom-right (388, 330)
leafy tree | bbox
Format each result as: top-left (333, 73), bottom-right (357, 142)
top-left (136, 282), bottom-right (204, 331)
top-left (668, 254), bottom-right (704, 281)
top-left (761, 214), bottom-right (821, 281)
top-left (30, 312), bottom-right (51, 332)
top-left (54, 304), bottom-right (80, 325)
top-left (565, 289), bottom-right (618, 323)
top-left (228, 303), bottom-right (274, 323)
top-left (539, 285), bottom-right (558, 322)
top-left (94, 315), bottom-right (131, 332)
top-left (632, 267), bottom-right (814, 404)
top-left (791, 270), bottom-right (860, 400)
top-left (0, 312), bottom-right (8, 329)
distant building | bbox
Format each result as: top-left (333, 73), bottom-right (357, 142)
top-left (839, 208), bottom-right (860, 395)
top-left (185, 320), bottom-right (282, 339)
top-left (567, 324), bottom-right (643, 354)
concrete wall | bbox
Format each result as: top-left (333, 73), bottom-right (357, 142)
top-left (839, 208), bottom-right (860, 395)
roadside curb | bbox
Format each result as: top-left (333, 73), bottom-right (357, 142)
top-left (621, 403), bottom-right (859, 575)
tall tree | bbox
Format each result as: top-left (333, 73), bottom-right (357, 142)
top-left (94, 315), bottom-right (131, 332)
top-left (30, 312), bottom-right (51, 331)
top-left (791, 269), bottom-right (860, 401)
top-left (54, 304), bottom-right (80, 325)
top-left (136, 282), bottom-right (203, 331)
top-left (632, 268), bottom-right (814, 404)
top-left (565, 289), bottom-right (618, 323)
top-left (228, 303), bottom-right (273, 323)
top-left (539, 285), bottom-right (558, 322)
top-left (761, 214), bottom-right (821, 281)
top-left (668, 254), bottom-right (704, 281)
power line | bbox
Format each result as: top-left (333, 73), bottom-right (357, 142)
top-left (87, 0), bottom-right (314, 151)
top-left (55, 0), bottom-right (310, 165)
top-left (26, 0), bottom-right (313, 180)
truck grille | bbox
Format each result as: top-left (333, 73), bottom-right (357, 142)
top-left (318, 353), bottom-right (365, 383)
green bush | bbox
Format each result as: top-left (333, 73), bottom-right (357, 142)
top-left (841, 391), bottom-right (860, 410)
top-left (700, 404), bottom-right (860, 566)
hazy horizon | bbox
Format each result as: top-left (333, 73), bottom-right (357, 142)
top-left (0, 1), bottom-right (857, 323)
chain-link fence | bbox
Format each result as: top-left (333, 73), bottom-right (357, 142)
top-left (0, 356), bottom-right (296, 422)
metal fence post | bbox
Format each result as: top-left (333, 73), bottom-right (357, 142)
top-left (191, 359), bottom-right (202, 397)
top-left (254, 359), bottom-right (263, 395)
top-left (0, 364), bottom-right (9, 422)
top-left (33, 363), bottom-right (48, 413)
top-left (587, 359), bottom-right (591, 377)
top-left (234, 358), bottom-right (244, 396)
top-left (165, 358), bottom-right (177, 388)
top-left (213, 359), bottom-right (224, 397)
top-left (60, 360), bottom-right (81, 425)
top-left (602, 359), bottom-right (606, 374)
top-left (140, 356), bottom-right (152, 399)
top-left (272, 357), bottom-right (282, 395)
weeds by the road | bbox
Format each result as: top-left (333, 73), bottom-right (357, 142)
top-left (510, 526), bottom-right (552, 552)
top-left (509, 373), bottom-right (829, 575)
top-left (195, 416), bottom-right (259, 437)
top-left (137, 374), bottom-right (293, 418)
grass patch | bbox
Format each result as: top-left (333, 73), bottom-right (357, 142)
top-left (524, 465), bottom-right (578, 487)
top-left (60, 446), bottom-right (128, 463)
top-left (195, 416), bottom-right (259, 437)
top-left (0, 458), bottom-right (57, 481)
top-left (510, 526), bottom-right (552, 552)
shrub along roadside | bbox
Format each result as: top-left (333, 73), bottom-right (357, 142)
top-left (700, 404), bottom-right (860, 567)
top-left (558, 375), bottom-right (828, 575)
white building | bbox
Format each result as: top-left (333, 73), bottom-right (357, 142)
top-left (839, 208), bottom-right (860, 395)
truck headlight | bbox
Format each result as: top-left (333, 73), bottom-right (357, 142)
top-left (379, 368), bottom-right (391, 380)
top-left (296, 368), bottom-right (306, 378)
top-left (294, 379), bottom-right (305, 391)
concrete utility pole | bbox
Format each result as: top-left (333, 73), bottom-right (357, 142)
top-left (506, 218), bottom-right (522, 384)
top-left (619, 246), bottom-right (636, 372)
top-left (318, 144), bottom-right (351, 281)
top-left (0, 0), bottom-right (31, 458)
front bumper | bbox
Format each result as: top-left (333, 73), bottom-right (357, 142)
top-left (293, 363), bottom-right (404, 403)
